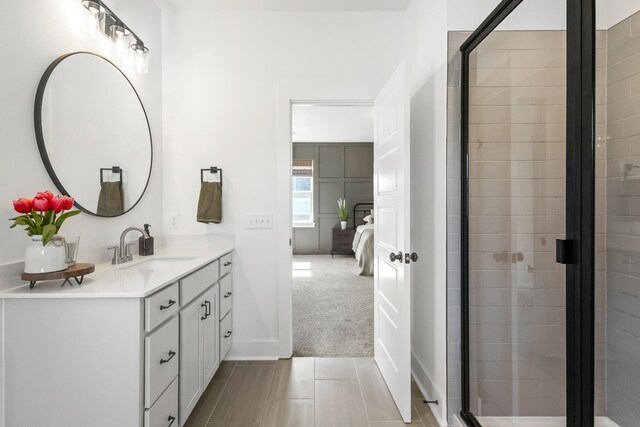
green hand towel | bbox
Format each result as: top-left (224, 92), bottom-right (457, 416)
top-left (197, 181), bottom-right (222, 224)
top-left (97, 181), bottom-right (124, 216)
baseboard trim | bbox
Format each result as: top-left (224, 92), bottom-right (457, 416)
top-left (411, 352), bottom-right (448, 427)
top-left (224, 356), bottom-right (279, 361)
top-left (226, 340), bottom-right (280, 360)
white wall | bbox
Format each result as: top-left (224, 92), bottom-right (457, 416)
top-left (448, 0), bottom-right (564, 31)
top-left (0, 0), bottom-right (163, 269)
top-left (447, 0), bottom-right (640, 31)
top-left (599, 0), bottom-right (640, 29)
top-left (292, 105), bottom-right (373, 143)
top-left (161, 10), bottom-right (407, 357)
top-left (406, 0), bottom-right (450, 424)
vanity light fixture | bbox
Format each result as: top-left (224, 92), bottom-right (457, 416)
top-left (109, 24), bottom-right (130, 59)
top-left (130, 42), bottom-right (149, 75)
top-left (81, 1), bottom-right (103, 38)
top-left (81, 0), bottom-right (149, 74)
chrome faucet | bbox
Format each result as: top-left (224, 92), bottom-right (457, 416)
top-left (108, 226), bottom-right (150, 265)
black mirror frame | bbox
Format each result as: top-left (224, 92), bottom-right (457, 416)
top-left (34, 51), bottom-right (153, 218)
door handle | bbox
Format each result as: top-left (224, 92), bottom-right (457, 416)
top-left (224, 331), bottom-right (232, 338)
top-left (201, 302), bottom-right (208, 320)
top-left (224, 261), bottom-right (232, 267)
top-left (160, 350), bottom-right (176, 365)
top-left (556, 239), bottom-right (571, 264)
top-left (224, 291), bottom-right (232, 298)
top-left (389, 251), bottom-right (403, 263)
top-left (408, 252), bottom-right (419, 263)
top-left (167, 415), bottom-right (176, 427)
top-left (205, 300), bottom-right (211, 317)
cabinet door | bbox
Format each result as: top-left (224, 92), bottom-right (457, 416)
top-left (179, 298), bottom-right (205, 426)
top-left (220, 309), bottom-right (233, 361)
top-left (219, 274), bottom-right (232, 320)
top-left (202, 286), bottom-right (219, 386)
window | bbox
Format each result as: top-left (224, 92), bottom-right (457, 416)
top-left (292, 159), bottom-right (314, 226)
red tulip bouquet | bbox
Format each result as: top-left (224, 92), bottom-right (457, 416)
top-left (10, 191), bottom-right (81, 246)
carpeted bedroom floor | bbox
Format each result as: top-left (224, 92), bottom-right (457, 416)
top-left (292, 255), bottom-right (374, 357)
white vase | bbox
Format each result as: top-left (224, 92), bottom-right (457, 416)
top-left (341, 221), bottom-right (347, 230)
top-left (24, 235), bottom-right (68, 274)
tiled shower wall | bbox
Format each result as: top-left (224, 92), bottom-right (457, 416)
top-left (446, 29), bottom-right (607, 421)
top-left (467, 30), bottom-right (569, 417)
top-left (604, 12), bottom-right (640, 426)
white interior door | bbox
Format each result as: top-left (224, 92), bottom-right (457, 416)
top-left (374, 60), bottom-right (411, 423)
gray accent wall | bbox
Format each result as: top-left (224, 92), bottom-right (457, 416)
top-left (293, 143), bottom-right (373, 254)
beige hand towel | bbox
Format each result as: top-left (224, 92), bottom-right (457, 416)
top-left (197, 181), bottom-right (222, 224)
top-left (97, 181), bottom-right (124, 216)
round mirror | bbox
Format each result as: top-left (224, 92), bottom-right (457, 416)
top-left (35, 52), bottom-right (152, 217)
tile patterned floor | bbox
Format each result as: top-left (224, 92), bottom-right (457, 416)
top-left (183, 357), bottom-right (440, 427)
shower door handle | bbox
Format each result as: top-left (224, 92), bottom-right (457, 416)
top-left (556, 239), bottom-right (572, 264)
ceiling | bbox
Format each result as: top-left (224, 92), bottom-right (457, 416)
top-left (292, 105), bottom-right (374, 143)
top-left (155, 0), bottom-right (411, 11)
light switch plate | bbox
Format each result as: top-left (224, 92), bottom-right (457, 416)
top-left (246, 214), bottom-right (273, 229)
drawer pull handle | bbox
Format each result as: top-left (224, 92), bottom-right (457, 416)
top-left (201, 302), bottom-right (208, 320)
top-left (224, 292), bottom-right (232, 298)
top-left (224, 261), bottom-right (232, 267)
top-left (160, 300), bottom-right (176, 310)
top-left (167, 415), bottom-right (176, 427)
top-left (224, 331), bottom-right (232, 338)
top-left (205, 300), bottom-right (211, 317)
top-left (160, 350), bottom-right (176, 365)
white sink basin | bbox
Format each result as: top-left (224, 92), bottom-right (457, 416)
top-left (120, 257), bottom-right (197, 270)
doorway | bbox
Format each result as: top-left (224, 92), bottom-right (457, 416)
top-left (277, 61), bottom-right (413, 422)
top-left (290, 104), bottom-right (375, 357)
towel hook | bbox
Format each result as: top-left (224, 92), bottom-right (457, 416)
top-left (100, 166), bottom-right (122, 184)
top-left (200, 167), bottom-right (223, 185)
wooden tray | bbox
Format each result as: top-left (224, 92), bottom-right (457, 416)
top-left (21, 263), bottom-right (95, 289)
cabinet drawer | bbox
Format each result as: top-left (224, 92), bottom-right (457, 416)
top-left (145, 316), bottom-right (179, 408)
top-left (181, 261), bottom-right (219, 306)
top-left (220, 310), bottom-right (232, 360)
top-left (219, 274), bottom-right (232, 320)
top-left (145, 377), bottom-right (178, 427)
top-left (220, 252), bottom-right (233, 277)
top-left (334, 233), bottom-right (353, 239)
top-left (145, 283), bottom-right (179, 332)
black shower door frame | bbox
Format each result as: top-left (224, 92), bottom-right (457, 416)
top-left (458, 0), bottom-right (595, 426)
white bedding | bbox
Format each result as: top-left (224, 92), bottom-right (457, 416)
top-left (352, 224), bottom-right (374, 276)
top-left (352, 224), bottom-right (374, 252)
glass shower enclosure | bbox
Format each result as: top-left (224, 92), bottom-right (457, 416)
top-left (456, 0), bottom-right (640, 426)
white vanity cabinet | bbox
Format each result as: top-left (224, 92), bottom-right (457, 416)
top-left (219, 252), bottom-right (233, 361)
top-left (0, 247), bottom-right (234, 427)
top-left (179, 284), bottom-right (219, 425)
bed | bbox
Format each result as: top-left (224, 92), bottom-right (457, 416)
top-left (351, 202), bottom-right (374, 276)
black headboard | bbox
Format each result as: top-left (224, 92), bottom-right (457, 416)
top-left (353, 202), bottom-right (374, 229)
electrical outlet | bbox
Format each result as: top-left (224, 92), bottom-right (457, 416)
top-left (246, 213), bottom-right (273, 229)
top-left (169, 213), bottom-right (179, 229)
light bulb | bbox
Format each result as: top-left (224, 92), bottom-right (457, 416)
top-left (130, 43), bottom-right (149, 74)
top-left (81, 1), bottom-right (103, 39)
top-left (109, 24), bottom-right (130, 59)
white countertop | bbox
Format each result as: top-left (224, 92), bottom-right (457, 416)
top-left (0, 243), bottom-right (233, 299)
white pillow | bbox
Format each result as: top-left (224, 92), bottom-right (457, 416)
top-left (363, 215), bottom-right (372, 224)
